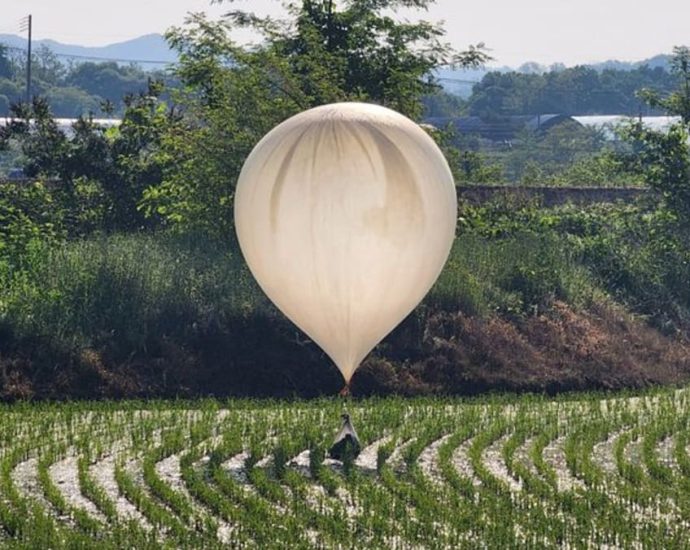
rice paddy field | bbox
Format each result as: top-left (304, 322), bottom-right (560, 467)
top-left (2, 387), bottom-right (690, 548)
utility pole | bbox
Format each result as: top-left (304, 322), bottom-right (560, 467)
top-left (20, 15), bottom-right (32, 103)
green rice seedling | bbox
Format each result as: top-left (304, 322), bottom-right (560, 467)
top-left (3, 390), bottom-right (690, 546)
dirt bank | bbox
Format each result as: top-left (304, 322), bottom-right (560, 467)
top-left (2, 301), bottom-right (689, 401)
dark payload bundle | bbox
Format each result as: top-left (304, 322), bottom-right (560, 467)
top-left (329, 413), bottom-right (361, 460)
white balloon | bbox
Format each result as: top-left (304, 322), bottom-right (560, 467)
top-left (234, 102), bottom-right (456, 383)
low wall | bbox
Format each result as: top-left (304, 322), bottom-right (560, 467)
top-left (458, 185), bottom-right (647, 206)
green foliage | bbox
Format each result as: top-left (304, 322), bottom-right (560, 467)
top-left (462, 197), bottom-right (690, 329)
top-left (141, 1), bottom-right (488, 234)
top-left (0, 218), bottom-right (598, 366)
top-left (422, 90), bottom-right (466, 118)
top-left (617, 46), bottom-right (690, 221)
top-left (619, 121), bottom-right (690, 219)
top-left (1, 87), bottom-right (175, 231)
top-left (5, 188), bottom-right (690, 372)
top-left (503, 123), bottom-right (612, 183)
top-left (0, 180), bottom-right (66, 264)
top-left (65, 62), bottom-right (155, 110)
top-left (220, 0), bottom-right (487, 119)
top-left (435, 114), bottom-right (641, 186)
top-left (1, 42), bottom-right (165, 116)
top-left (3, 2), bottom-right (489, 236)
top-left (456, 150), bottom-right (505, 183)
top-left (468, 64), bottom-right (678, 117)
top-left (31, 45), bottom-right (67, 87)
top-left (430, 124), bottom-right (505, 183)
top-left (0, 78), bottom-right (21, 115)
top-left (431, 231), bottom-right (594, 316)
top-left (45, 86), bottom-right (102, 118)
top-left (0, 44), bottom-right (13, 80)
top-left (2, 390), bottom-right (690, 546)
top-left (539, 152), bottom-right (644, 187)
top-left (637, 46), bottom-right (690, 124)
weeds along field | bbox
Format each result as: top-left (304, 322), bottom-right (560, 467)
top-left (1, 388), bottom-right (690, 548)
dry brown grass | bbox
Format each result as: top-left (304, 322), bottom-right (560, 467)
top-left (355, 301), bottom-right (690, 396)
top-left (3, 300), bottom-right (690, 400)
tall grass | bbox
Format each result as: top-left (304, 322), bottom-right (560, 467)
top-left (0, 232), bottom-right (269, 353)
top-left (429, 232), bottom-right (597, 316)
top-left (0, 230), bottom-right (599, 356)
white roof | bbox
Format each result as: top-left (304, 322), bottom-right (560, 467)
top-left (573, 115), bottom-right (680, 138)
top-left (0, 117), bottom-right (121, 129)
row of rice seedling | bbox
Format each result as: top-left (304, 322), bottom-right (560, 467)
top-left (0, 389), bottom-right (690, 547)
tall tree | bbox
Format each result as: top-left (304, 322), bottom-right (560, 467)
top-left (638, 46), bottom-right (690, 124)
top-left (623, 46), bottom-right (690, 220)
top-left (468, 65), bottom-right (678, 117)
top-left (0, 44), bottom-right (14, 79)
top-left (141, 0), bottom-right (488, 234)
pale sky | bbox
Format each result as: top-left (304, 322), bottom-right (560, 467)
top-left (2, 0), bottom-right (689, 67)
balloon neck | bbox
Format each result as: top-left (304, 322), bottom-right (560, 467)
top-left (338, 384), bottom-right (351, 397)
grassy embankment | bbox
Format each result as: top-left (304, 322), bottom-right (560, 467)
top-left (1, 197), bottom-right (689, 399)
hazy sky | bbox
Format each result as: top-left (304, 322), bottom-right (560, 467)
top-left (3, 0), bottom-right (689, 67)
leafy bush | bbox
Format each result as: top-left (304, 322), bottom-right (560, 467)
top-left (0, 180), bottom-right (66, 265)
top-left (462, 196), bottom-right (690, 329)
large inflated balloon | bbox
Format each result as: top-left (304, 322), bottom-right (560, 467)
top-left (234, 102), bottom-right (456, 383)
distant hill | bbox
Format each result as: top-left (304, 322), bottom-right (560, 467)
top-left (434, 66), bottom-right (511, 98)
top-left (0, 32), bottom-right (674, 94)
top-left (0, 33), bottom-right (176, 67)
top-left (588, 54), bottom-right (671, 72)
top-left (438, 54), bottom-right (672, 97)
top-left (508, 54), bottom-right (671, 74)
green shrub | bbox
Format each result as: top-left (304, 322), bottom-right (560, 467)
top-left (0, 181), bottom-right (66, 264)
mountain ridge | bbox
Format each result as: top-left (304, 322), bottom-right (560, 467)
top-left (0, 33), bottom-right (673, 98)
top-left (0, 33), bottom-right (672, 71)
top-left (0, 33), bottom-right (176, 65)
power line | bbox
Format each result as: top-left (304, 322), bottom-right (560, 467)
top-left (1, 44), bottom-right (174, 66)
top-left (3, 43), bottom-right (484, 76)
top-left (2, 38), bottom-right (485, 90)
top-left (437, 77), bottom-right (480, 85)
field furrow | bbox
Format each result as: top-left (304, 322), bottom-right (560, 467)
top-left (49, 455), bottom-right (107, 523)
top-left (1, 390), bottom-right (690, 546)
